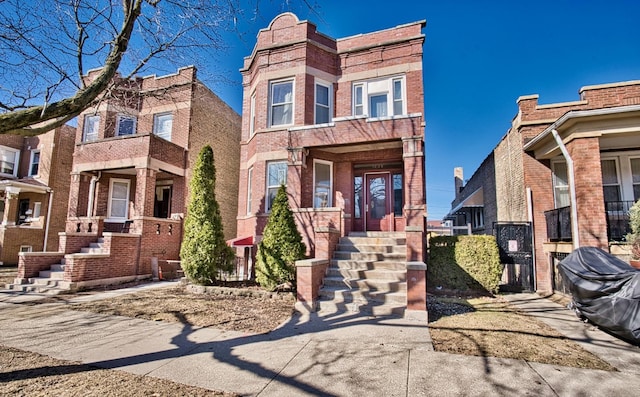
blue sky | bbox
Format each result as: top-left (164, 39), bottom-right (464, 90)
top-left (204, 0), bottom-right (640, 221)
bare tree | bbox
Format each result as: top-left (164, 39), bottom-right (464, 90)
top-left (0, 0), bottom-right (318, 136)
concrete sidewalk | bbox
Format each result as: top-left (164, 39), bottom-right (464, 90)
top-left (1, 286), bottom-right (639, 396)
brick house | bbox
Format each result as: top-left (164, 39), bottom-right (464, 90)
top-left (447, 80), bottom-right (640, 294)
top-left (231, 13), bottom-right (427, 313)
top-left (15, 66), bottom-right (241, 290)
top-left (0, 126), bottom-right (75, 265)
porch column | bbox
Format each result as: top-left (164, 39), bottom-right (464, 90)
top-left (402, 136), bottom-right (426, 262)
top-left (2, 189), bottom-right (19, 226)
top-left (286, 147), bottom-right (306, 208)
top-left (566, 137), bottom-right (608, 249)
top-left (135, 167), bottom-right (157, 218)
top-left (67, 172), bottom-right (82, 218)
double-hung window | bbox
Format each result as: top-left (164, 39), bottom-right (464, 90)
top-left (552, 161), bottom-right (570, 208)
top-left (313, 160), bottom-right (333, 208)
top-left (315, 81), bottom-right (332, 124)
top-left (153, 113), bottom-right (173, 141)
top-left (0, 146), bottom-right (19, 177)
top-left (352, 76), bottom-right (406, 117)
top-left (601, 159), bottom-right (621, 202)
top-left (247, 167), bottom-right (253, 214)
top-left (108, 179), bottom-right (130, 220)
top-left (29, 150), bottom-right (40, 176)
top-left (269, 80), bottom-right (293, 127)
top-left (266, 161), bottom-right (287, 211)
top-left (249, 93), bottom-right (256, 138)
top-left (83, 115), bottom-right (100, 142)
top-left (630, 158), bottom-right (640, 201)
top-left (116, 114), bottom-right (137, 136)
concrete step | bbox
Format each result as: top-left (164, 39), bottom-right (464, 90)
top-left (335, 243), bottom-right (407, 254)
top-left (348, 232), bottom-right (406, 238)
top-left (323, 276), bottom-right (407, 292)
top-left (316, 287), bottom-right (406, 316)
top-left (330, 259), bottom-right (406, 271)
top-left (80, 247), bottom-right (104, 254)
top-left (89, 242), bottom-right (104, 249)
top-left (339, 236), bottom-right (407, 246)
top-left (326, 267), bottom-right (406, 282)
top-left (332, 251), bottom-right (406, 261)
top-left (50, 264), bottom-right (66, 272)
top-left (38, 270), bottom-right (65, 279)
top-left (319, 286), bottom-right (406, 305)
top-left (5, 282), bottom-right (68, 295)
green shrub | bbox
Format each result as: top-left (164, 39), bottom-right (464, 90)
top-left (428, 235), bottom-right (503, 294)
top-left (180, 145), bottom-right (233, 285)
top-left (255, 184), bottom-right (306, 291)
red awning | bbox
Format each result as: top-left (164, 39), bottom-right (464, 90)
top-left (227, 236), bottom-right (254, 247)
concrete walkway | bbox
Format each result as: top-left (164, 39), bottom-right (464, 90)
top-left (1, 285), bottom-right (639, 396)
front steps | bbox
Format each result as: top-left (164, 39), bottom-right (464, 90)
top-left (317, 232), bottom-right (408, 316)
top-left (4, 239), bottom-right (106, 295)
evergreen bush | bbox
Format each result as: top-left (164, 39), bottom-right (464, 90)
top-left (180, 145), bottom-right (233, 285)
top-left (256, 184), bottom-right (306, 291)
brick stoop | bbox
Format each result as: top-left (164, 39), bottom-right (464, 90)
top-left (4, 239), bottom-right (106, 295)
top-left (317, 232), bottom-right (408, 316)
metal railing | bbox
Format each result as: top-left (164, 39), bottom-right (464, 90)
top-left (604, 200), bottom-right (634, 242)
top-left (544, 206), bottom-right (572, 242)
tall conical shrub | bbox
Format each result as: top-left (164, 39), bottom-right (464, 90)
top-left (180, 145), bottom-right (234, 285)
top-left (256, 184), bottom-right (306, 291)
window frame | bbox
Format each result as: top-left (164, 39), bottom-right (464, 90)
top-left (116, 114), bottom-right (137, 136)
top-left (551, 160), bottom-right (570, 209)
top-left (29, 149), bottom-right (41, 176)
top-left (601, 157), bottom-right (622, 203)
top-left (269, 79), bottom-right (294, 127)
top-left (19, 245), bottom-right (33, 253)
top-left (247, 166), bottom-right (253, 214)
top-left (0, 146), bottom-right (20, 177)
top-left (266, 161), bottom-right (288, 212)
top-left (630, 157), bottom-right (640, 201)
top-left (313, 159), bottom-right (333, 208)
top-left (83, 114), bottom-right (100, 142)
top-left (153, 112), bottom-right (173, 141)
top-left (107, 178), bottom-right (131, 220)
top-left (33, 202), bottom-right (41, 220)
top-left (352, 76), bottom-right (406, 118)
top-left (314, 80), bottom-right (332, 124)
top-left (249, 92), bottom-right (257, 138)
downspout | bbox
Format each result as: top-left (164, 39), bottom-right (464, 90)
top-left (87, 171), bottom-right (102, 217)
top-left (526, 187), bottom-right (537, 290)
top-left (551, 129), bottom-right (580, 249)
top-left (43, 189), bottom-right (53, 252)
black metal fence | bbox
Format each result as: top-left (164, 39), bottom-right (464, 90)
top-left (544, 206), bottom-right (572, 242)
top-left (604, 200), bottom-right (634, 242)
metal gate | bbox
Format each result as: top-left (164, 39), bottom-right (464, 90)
top-left (494, 222), bottom-right (534, 292)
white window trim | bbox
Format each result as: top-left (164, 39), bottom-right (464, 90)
top-left (249, 92), bottom-right (256, 138)
top-left (313, 159), bottom-right (333, 208)
top-left (153, 112), bottom-right (173, 141)
top-left (116, 114), bottom-right (137, 136)
top-left (352, 75), bottom-right (406, 118)
top-left (0, 145), bottom-right (20, 178)
top-left (266, 161), bottom-right (288, 212)
top-left (269, 79), bottom-right (295, 127)
top-left (107, 178), bottom-right (131, 221)
top-left (29, 149), bottom-right (40, 177)
top-left (601, 157), bottom-right (622, 201)
top-left (247, 167), bottom-right (253, 214)
top-left (83, 114), bottom-right (100, 142)
top-left (551, 160), bottom-right (569, 209)
top-left (314, 80), bottom-right (333, 125)
top-left (32, 202), bottom-right (42, 220)
top-left (19, 245), bottom-right (33, 253)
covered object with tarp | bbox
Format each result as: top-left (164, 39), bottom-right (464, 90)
top-left (558, 246), bottom-right (640, 343)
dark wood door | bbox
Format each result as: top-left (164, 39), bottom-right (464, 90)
top-left (366, 173), bottom-right (390, 231)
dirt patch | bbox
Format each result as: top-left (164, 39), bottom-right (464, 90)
top-left (0, 266), bottom-right (17, 286)
top-left (0, 346), bottom-right (234, 396)
top-left (53, 284), bottom-right (296, 335)
top-left (428, 295), bottom-right (616, 371)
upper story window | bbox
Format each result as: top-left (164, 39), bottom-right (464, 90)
top-left (0, 146), bottom-right (19, 177)
top-left (269, 79), bottom-right (293, 127)
top-left (83, 114), bottom-right (100, 142)
top-left (116, 114), bottom-right (137, 136)
top-left (352, 76), bottom-right (406, 118)
top-left (315, 81), bottom-right (332, 124)
top-left (266, 161), bottom-right (287, 212)
top-left (249, 92), bottom-right (256, 138)
top-left (153, 113), bottom-right (173, 141)
top-left (29, 150), bottom-right (40, 176)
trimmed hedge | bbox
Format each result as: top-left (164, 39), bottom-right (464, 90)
top-left (428, 235), bottom-right (503, 294)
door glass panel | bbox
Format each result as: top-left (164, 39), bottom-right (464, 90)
top-left (354, 176), bottom-right (363, 218)
top-left (369, 176), bottom-right (386, 219)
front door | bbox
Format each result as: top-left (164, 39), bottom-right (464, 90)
top-left (366, 173), bottom-right (390, 231)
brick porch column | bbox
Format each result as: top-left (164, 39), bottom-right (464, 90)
top-left (295, 258), bottom-right (329, 313)
top-left (135, 167), bottom-right (157, 218)
top-left (67, 172), bottom-right (82, 218)
top-left (2, 190), bottom-right (19, 226)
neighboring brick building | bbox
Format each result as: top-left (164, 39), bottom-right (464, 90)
top-left (231, 13), bottom-right (426, 309)
top-left (448, 80), bottom-right (640, 293)
top-left (16, 66), bottom-right (241, 289)
top-left (0, 126), bottom-right (75, 265)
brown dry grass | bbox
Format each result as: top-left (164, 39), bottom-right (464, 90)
top-left (0, 266), bottom-right (17, 286)
top-left (428, 295), bottom-right (616, 371)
